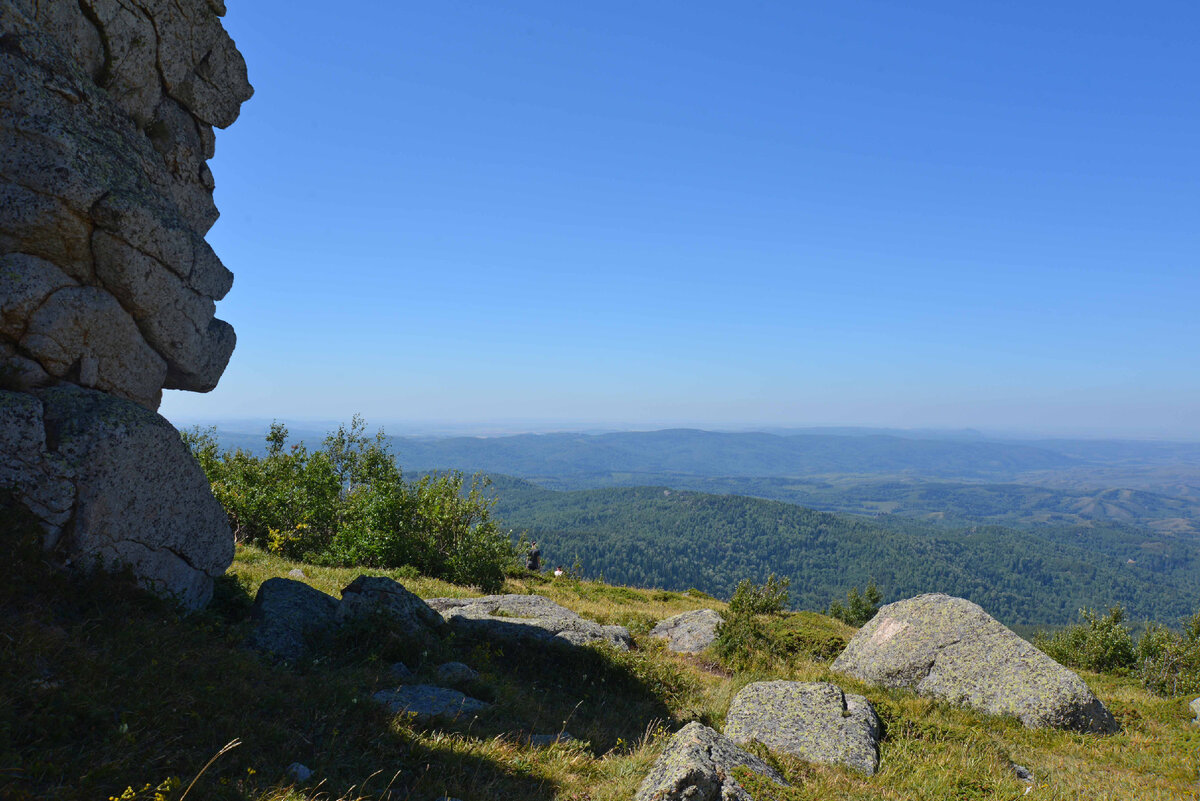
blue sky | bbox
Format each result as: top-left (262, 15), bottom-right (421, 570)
top-left (161, 1), bottom-right (1200, 438)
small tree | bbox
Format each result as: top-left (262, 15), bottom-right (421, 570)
top-left (828, 580), bottom-right (883, 627)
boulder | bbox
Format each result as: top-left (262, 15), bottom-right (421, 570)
top-left (650, 608), bottom-right (722, 654)
top-left (436, 662), bottom-right (479, 685)
top-left (724, 681), bottom-right (881, 776)
top-left (1190, 697), bottom-right (1200, 724)
top-left (831, 593), bottom-right (1119, 733)
top-left (0, 386), bottom-right (232, 608)
top-left (337, 575), bottom-right (445, 638)
top-left (246, 578), bottom-right (338, 661)
top-left (634, 721), bottom-right (788, 801)
top-left (427, 594), bottom-right (632, 650)
top-left (372, 685), bottom-right (490, 723)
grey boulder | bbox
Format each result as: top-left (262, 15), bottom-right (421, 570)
top-left (373, 685), bottom-right (490, 723)
top-left (832, 593), bottom-right (1119, 733)
top-left (724, 681), bottom-right (881, 776)
top-left (245, 578), bottom-right (338, 661)
top-left (650, 608), bottom-right (722, 654)
top-left (0, 386), bottom-right (232, 609)
top-left (634, 721), bottom-right (788, 801)
top-left (436, 661), bottom-right (479, 685)
top-left (337, 575), bottom-right (445, 638)
top-left (426, 594), bottom-right (632, 650)
top-left (1190, 697), bottom-right (1200, 723)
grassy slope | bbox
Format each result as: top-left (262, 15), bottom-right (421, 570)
top-left (3, 544), bottom-right (1199, 801)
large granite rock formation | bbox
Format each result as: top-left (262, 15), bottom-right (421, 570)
top-left (831, 593), bottom-right (1119, 734)
top-left (0, 0), bottom-right (251, 607)
top-left (634, 721), bottom-right (788, 801)
top-left (724, 681), bottom-right (881, 776)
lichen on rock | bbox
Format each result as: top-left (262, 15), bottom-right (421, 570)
top-left (831, 593), bottom-right (1120, 734)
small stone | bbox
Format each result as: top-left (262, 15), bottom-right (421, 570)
top-left (287, 568), bottom-right (307, 579)
top-left (286, 762), bottom-right (313, 782)
top-left (1012, 763), bottom-right (1035, 783)
top-left (436, 661), bottom-right (479, 685)
top-left (373, 685), bottom-right (490, 723)
top-left (1190, 697), bottom-right (1200, 723)
top-left (390, 661), bottom-right (414, 680)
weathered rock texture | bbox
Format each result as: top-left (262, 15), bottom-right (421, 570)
top-left (634, 721), bottom-right (788, 801)
top-left (650, 608), bottom-right (722, 654)
top-left (426, 594), bottom-right (633, 650)
top-left (832, 594), bottom-right (1120, 734)
top-left (724, 681), bottom-right (881, 776)
top-left (372, 685), bottom-right (491, 724)
top-left (0, 0), bottom-right (251, 607)
top-left (245, 577), bottom-right (339, 661)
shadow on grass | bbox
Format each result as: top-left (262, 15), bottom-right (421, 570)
top-left (0, 537), bottom-right (558, 800)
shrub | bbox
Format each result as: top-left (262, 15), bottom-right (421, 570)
top-left (827, 580), bottom-right (883, 627)
top-left (1033, 605), bottom-right (1137, 674)
top-left (1137, 613), bottom-right (1200, 696)
top-left (182, 417), bottom-right (514, 591)
top-left (728, 573), bottom-right (790, 616)
top-left (715, 574), bottom-right (790, 669)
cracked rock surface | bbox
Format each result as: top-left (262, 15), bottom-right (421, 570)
top-left (724, 681), bottom-right (881, 776)
top-left (634, 721), bottom-right (787, 801)
top-left (1, 0), bottom-right (250, 607)
top-left (832, 593), bottom-right (1119, 733)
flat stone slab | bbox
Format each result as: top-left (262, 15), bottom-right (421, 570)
top-left (372, 685), bottom-right (490, 723)
top-left (634, 721), bottom-right (788, 801)
top-left (426, 594), bottom-right (632, 650)
top-left (724, 681), bottom-right (881, 775)
top-left (832, 593), bottom-right (1119, 733)
top-left (245, 578), bottom-right (337, 661)
top-left (650, 608), bottom-right (722, 654)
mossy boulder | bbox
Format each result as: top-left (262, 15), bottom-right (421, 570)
top-left (724, 681), bottom-right (881, 775)
top-left (634, 721), bottom-right (787, 801)
top-left (649, 608), bottom-right (721, 654)
top-left (832, 593), bottom-right (1119, 733)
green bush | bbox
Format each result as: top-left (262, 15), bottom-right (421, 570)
top-left (728, 573), bottom-right (790, 616)
top-left (1137, 613), bottom-right (1200, 696)
top-left (827, 579), bottom-right (883, 627)
top-left (1033, 605), bottom-right (1137, 674)
top-left (715, 574), bottom-right (790, 669)
top-left (182, 417), bottom-right (514, 591)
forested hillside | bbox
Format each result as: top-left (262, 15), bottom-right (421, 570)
top-left (487, 476), bottom-right (1200, 626)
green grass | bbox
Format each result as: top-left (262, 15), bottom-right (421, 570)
top-left (3, 534), bottom-right (1199, 800)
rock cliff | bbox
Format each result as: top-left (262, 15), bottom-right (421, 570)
top-left (0, 0), bottom-right (251, 607)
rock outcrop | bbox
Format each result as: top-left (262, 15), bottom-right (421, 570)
top-left (634, 721), bottom-right (788, 801)
top-left (650, 608), bottom-right (722, 654)
top-left (724, 681), bottom-right (881, 776)
top-left (426, 594), bottom-right (633, 650)
top-left (0, 0), bottom-right (251, 607)
top-left (831, 593), bottom-right (1119, 733)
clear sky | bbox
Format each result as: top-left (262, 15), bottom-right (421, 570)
top-left (161, 1), bottom-right (1200, 438)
